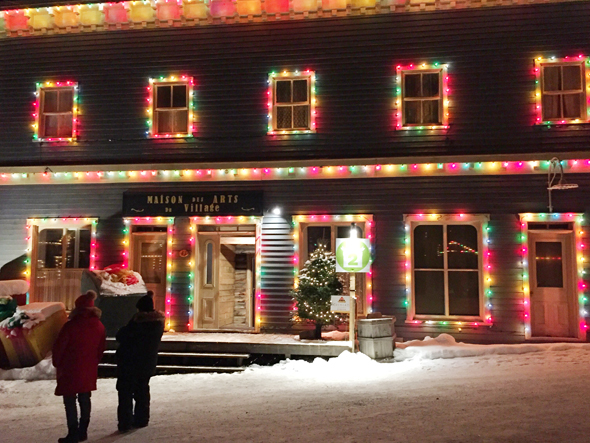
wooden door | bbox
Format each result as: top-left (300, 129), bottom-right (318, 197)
top-left (528, 231), bottom-right (576, 338)
top-left (196, 233), bottom-right (220, 328)
top-left (131, 233), bottom-right (167, 313)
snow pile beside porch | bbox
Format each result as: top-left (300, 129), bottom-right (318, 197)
top-left (393, 333), bottom-right (590, 361)
top-left (0, 355), bottom-right (55, 381)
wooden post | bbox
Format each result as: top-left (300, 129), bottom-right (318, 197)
top-left (350, 273), bottom-right (356, 352)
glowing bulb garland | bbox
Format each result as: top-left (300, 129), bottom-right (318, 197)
top-left (4, 158), bottom-right (590, 186)
top-left (519, 213), bottom-right (587, 339)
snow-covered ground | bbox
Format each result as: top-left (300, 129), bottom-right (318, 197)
top-left (1, 334), bottom-right (590, 442)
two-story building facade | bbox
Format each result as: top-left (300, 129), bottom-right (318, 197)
top-left (1, 0), bottom-right (589, 343)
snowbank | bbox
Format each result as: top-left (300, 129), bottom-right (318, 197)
top-left (393, 333), bottom-right (590, 361)
top-left (0, 355), bottom-right (55, 381)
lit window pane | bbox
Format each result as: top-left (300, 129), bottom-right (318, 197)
top-left (404, 74), bottom-right (421, 98)
top-left (44, 115), bottom-right (59, 137)
top-left (542, 95), bottom-right (561, 120)
top-left (276, 81), bottom-right (291, 104)
top-left (58, 115), bottom-right (73, 138)
top-left (156, 85), bottom-right (172, 108)
top-left (563, 93), bottom-right (582, 119)
top-left (293, 80), bottom-right (308, 102)
top-left (44, 91), bottom-right (58, 113)
top-left (543, 66), bottom-right (561, 91)
top-left (414, 270), bottom-right (445, 315)
top-left (448, 271), bottom-right (479, 315)
top-left (293, 105), bottom-right (309, 128)
top-left (58, 89), bottom-right (73, 113)
top-left (562, 65), bottom-right (582, 90)
top-left (307, 226), bottom-right (332, 254)
top-left (413, 225), bottom-right (443, 269)
top-left (157, 111), bottom-right (173, 134)
top-left (276, 106), bottom-right (292, 129)
top-left (536, 242), bottom-right (563, 288)
top-left (422, 73), bottom-right (439, 97)
top-left (205, 242), bottom-right (214, 285)
top-left (422, 100), bottom-right (440, 124)
top-left (173, 110), bottom-right (188, 133)
top-left (447, 225), bottom-right (478, 269)
top-left (405, 101), bottom-right (421, 124)
top-left (172, 85), bottom-right (187, 108)
top-left (38, 229), bottom-right (64, 269)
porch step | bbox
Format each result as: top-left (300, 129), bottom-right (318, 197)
top-left (99, 348), bottom-right (251, 375)
top-left (99, 363), bottom-right (245, 374)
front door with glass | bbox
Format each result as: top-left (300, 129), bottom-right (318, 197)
top-left (131, 232), bottom-right (167, 313)
top-left (528, 231), bottom-right (576, 338)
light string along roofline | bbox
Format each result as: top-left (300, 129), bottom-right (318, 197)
top-left (3, 158), bottom-right (590, 185)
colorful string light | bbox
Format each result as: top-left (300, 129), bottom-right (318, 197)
top-left (404, 214), bottom-right (492, 328)
top-left (519, 213), bottom-right (587, 339)
top-left (2, 158), bottom-right (590, 186)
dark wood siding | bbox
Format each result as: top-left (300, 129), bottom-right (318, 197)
top-left (1, 2), bottom-right (590, 166)
top-left (1, 172), bottom-right (589, 341)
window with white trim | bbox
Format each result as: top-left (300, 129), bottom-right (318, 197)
top-left (540, 62), bottom-right (586, 121)
top-left (270, 73), bottom-right (313, 132)
top-left (402, 69), bottom-right (443, 126)
top-left (407, 215), bottom-right (487, 320)
top-left (152, 81), bottom-right (190, 136)
top-left (38, 86), bottom-right (75, 139)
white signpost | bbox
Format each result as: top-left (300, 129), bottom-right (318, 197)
top-left (332, 229), bottom-right (372, 352)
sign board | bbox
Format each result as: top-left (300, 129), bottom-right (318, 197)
top-left (331, 295), bottom-right (351, 313)
top-left (123, 191), bottom-right (263, 217)
top-left (335, 238), bottom-right (371, 273)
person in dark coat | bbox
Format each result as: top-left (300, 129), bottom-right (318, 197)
top-left (52, 290), bottom-right (106, 443)
top-left (116, 291), bottom-right (165, 432)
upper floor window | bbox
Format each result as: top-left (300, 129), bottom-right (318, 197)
top-left (535, 57), bottom-right (589, 124)
top-left (34, 82), bottom-right (78, 142)
top-left (148, 76), bottom-right (194, 138)
top-left (268, 71), bottom-right (316, 134)
top-left (405, 214), bottom-right (490, 322)
top-left (396, 64), bottom-right (449, 130)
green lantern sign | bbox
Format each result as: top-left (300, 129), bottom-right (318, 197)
top-left (335, 238), bottom-right (371, 273)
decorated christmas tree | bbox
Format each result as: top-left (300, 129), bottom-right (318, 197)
top-left (292, 244), bottom-right (343, 339)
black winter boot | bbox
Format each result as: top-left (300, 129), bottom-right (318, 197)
top-left (78, 419), bottom-right (89, 442)
top-left (58, 430), bottom-right (79, 443)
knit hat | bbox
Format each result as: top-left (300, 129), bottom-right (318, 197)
top-left (75, 290), bottom-right (97, 309)
top-left (136, 291), bottom-right (155, 312)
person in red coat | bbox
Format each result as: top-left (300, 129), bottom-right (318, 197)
top-left (52, 290), bottom-right (106, 443)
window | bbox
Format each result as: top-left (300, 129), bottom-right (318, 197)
top-left (536, 59), bottom-right (588, 123)
top-left (297, 217), bottom-right (371, 315)
top-left (269, 72), bottom-right (315, 134)
top-left (35, 83), bottom-right (77, 141)
top-left (149, 77), bottom-right (193, 137)
top-left (406, 214), bottom-right (488, 320)
top-left (396, 64), bottom-right (448, 129)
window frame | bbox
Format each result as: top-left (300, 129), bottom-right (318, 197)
top-left (535, 57), bottom-right (590, 124)
top-left (404, 214), bottom-right (490, 323)
top-left (33, 82), bottom-right (78, 142)
top-left (294, 215), bottom-right (374, 317)
top-left (396, 64), bottom-right (449, 130)
top-left (148, 76), bottom-right (194, 138)
top-left (268, 71), bottom-right (316, 134)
